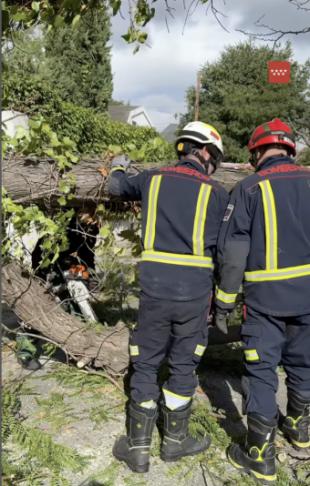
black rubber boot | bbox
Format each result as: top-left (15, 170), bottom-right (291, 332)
top-left (227, 414), bottom-right (277, 485)
top-left (112, 401), bottom-right (157, 473)
top-left (281, 391), bottom-right (310, 449)
top-left (16, 336), bottom-right (41, 371)
top-left (160, 401), bottom-right (211, 462)
top-left (17, 352), bottom-right (41, 371)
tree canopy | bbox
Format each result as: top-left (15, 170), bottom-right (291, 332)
top-left (182, 42), bottom-right (310, 163)
top-left (44, 7), bottom-right (112, 111)
top-left (2, 1), bottom-right (310, 49)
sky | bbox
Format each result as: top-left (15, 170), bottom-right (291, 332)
top-left (110, 0), bottom-right (310, 132)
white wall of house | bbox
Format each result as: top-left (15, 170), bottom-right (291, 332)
top-left (128, 107), bottom-right (153, 128)
top-left (2, 110), bottom-right (29, 138)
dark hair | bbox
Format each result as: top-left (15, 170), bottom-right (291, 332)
top-left (258, 143), bottom-right (292, 157)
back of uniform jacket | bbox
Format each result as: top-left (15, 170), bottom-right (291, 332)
top-left (109, 159), bottom-right (229, 301)
top-left (217, 156), bottom-right (310, 316)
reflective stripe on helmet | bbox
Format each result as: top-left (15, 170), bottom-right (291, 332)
top-left (176, 121), bottom-right (223, 156)
top-left (248, 118), bottom-right (296, 155)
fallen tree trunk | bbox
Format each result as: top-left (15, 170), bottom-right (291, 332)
top-left (3, 156), bottom-right (252, 207)
top-left (3, 156), bottom-right (110, 207)
top-left (2, 262), bottom-right (241, 374)
top-left (2, 262), bottom-right (129, 374)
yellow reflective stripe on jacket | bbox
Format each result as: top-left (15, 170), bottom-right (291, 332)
top-left (216, 287), bottom-right (238, 304)
top-left (259, 180), bottom-right (278, 270)
top-left (141, 250), bottom-right (214, 268)
top-left (244, 349), bottom-right (260, 361)
top-left (129, 345), bottom-right (139, 356)
top-left (144, 175), bottom-right (162, 250)
top-left (194, 344), bottom-right (206, 356)
top-left (245, 180), bottom-right (310, 282)
top-left (245, 264), bottom-right (310, 281)
top-left (192, 184), bottom-right (212, 256)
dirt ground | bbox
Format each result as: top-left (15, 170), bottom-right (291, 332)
top-left (2, 307), bottom-right (310, 486)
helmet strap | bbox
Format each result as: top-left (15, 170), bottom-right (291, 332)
top-left (205, 144), bottom-right (223, 173)
top-left (192, 149), bottom-right (210, 172)
top-left (250, 150), bottom-right (259, 168)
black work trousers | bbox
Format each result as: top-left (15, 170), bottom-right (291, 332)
top-left (242, 306), bottom-right (310, 420)
top-left (129, 291), bottom-right (210, 404)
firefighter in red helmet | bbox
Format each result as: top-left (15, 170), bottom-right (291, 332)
top-left (215, 119), bottom-right (310, 483)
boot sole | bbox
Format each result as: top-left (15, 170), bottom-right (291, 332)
top-left (281, 432), bottom-right (310, 450)
top-left (160, 442), bottom-right (211, 462)
top-left (290, 439), bottom-right (310, 450)
top-left (227, 451), bottom-right (277, 485)
top-left (112, 450), bottom-right (149, 473)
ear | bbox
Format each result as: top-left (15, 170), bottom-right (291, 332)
top-left (202, 146), bottom-right (211, 160)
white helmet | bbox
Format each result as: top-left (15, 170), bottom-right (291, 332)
top-left (175, 121), bottom-right (224, 164)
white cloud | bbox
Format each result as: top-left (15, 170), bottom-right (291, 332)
top-left (110, 1), bottom-right (310, 131)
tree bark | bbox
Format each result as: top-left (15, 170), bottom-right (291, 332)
top-left (2, 262), bottom-right (129, 373)
top-left (3, 156), bottom-right (252, 207)
top-left (3, 156), bottom-right (110, 207)
top-left (3, 157), bottom-right (245, 369)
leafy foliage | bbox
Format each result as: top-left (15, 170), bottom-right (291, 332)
top-left (7, 115), bottom-right (79, 169)
top-left (3, 71), bottom-right (175, 162)
top-left (183, 42), bottom-right (310, 162)
top-left (44, 6), bottom-right (113, 111)
top-left (2, 196), bottom-right (74, 268)
top-left (34, 392), bottom-right (79, 432)
top-left (95, 213), bottom-right (140, 308)
top-left (297, 147), bottom-right (310, 165)
top-left (46, 100), bottom-right (175, 161)
top-left (41, 363), bottom-right (109, 392)
top-left (2, 117), bottom-right (81, 268)
top-left (2, 1), bottom-right (179, 51)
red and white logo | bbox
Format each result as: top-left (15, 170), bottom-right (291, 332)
top-left (268, 61), bottom-right (291, 84)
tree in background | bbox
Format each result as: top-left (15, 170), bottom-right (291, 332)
top-left (182, 42), bottom-right (310, 163)
top-left (44, 7), bottom-right (112, 111)
top-left (2, 1), bottom-right (310, 52)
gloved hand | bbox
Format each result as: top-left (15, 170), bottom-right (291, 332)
top-left (111, 154), bottom-right (131, 170)
top-left (214, 308), bottom-right (231, 334)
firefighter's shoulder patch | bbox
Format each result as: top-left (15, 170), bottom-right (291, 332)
top-left (223, 203), bottom-right (234, 222)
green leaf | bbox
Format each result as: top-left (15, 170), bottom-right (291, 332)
top-left (99, 226), bottom-right (111, 238)
top-left (31, 2), bottom-right (40, 13)
top-left (58, 196), bottom-right (67, 206)
top-left (53, 15), bottom-right (65, 28)
top-left (72, 14), bottom-right (81, 28)
top-left (43, 148), bottom-right (55, 158)
top-left (111, 0), bottom-right (122, 15)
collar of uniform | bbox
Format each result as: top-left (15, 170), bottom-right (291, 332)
top-left (256, 156), bottom-right (295, 173)
top-left (176, 158), bottom-right (207, 174)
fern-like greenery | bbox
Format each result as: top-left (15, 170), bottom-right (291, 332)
top-left (40, 363), bottom-right (108, 393)
top-left (2, 385), bottom-right (90, 485)
top-left (34, 392), bottom-right (79, 432)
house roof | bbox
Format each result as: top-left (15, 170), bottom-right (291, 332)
top-left (160, 123), bottom-right (178, 143)
top-left (108, 104), bottom-right (138, 123)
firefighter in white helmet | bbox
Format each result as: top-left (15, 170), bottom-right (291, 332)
top-left (108, 121), bottom-right (228, 472)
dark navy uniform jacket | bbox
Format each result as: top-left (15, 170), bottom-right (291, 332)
top-left (216, 156), bottom-right (310, 316)
top-left (108, 159), bottom-right (229, 301)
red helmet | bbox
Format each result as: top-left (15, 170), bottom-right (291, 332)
top-left (248, 118), bottom-right (296, 156)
